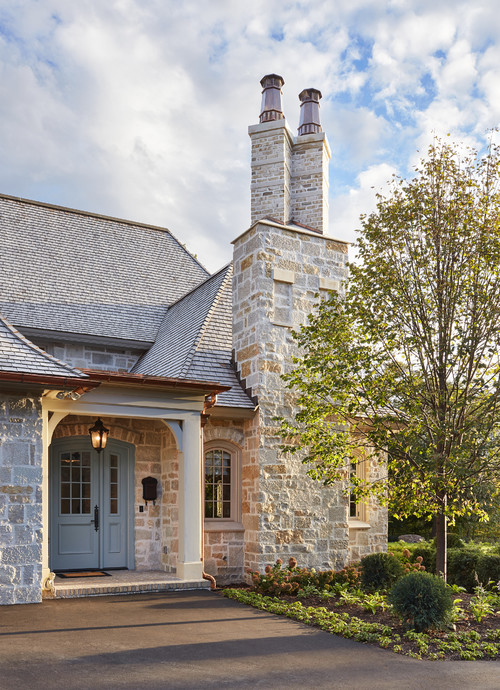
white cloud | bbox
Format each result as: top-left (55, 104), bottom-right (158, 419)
top-left (0, 0), bottom-right (499, 271)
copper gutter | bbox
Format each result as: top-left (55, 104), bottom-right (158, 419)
top-left (80, 369), bottom-right (230, 395)
top-left (0, 371), bottom-right (94, 388)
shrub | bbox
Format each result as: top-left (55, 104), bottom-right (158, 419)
top-left (411, 546), bottom-right (436, 573)
top-left (361, 552), bottom-right (404, 592)
top-left (389, 572), bottom-right (454, 632)
top-left (476, 555), bottom-right (500, 588)
top-left (447, 548), bottom-right (480, 592)
top-left (248, 559), bottom-right (362, 596)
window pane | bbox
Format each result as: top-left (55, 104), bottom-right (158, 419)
top-left (110, 499), bottom-right (117, 514)
top-left (82, 499), bottom-right (91, 514)
top-left (82, 483), bottom-right (91, 498)
top-left (61, 499), bottom-right (70, 514)
top-left (61, 483), bottom-right (70, 499)
top-left (205, 448), bottom-right (232, 519)
top-left (61, 466), bottom-right (70, 482)
top-left (71, 466), bottom-right (81, 482)
top-left (71, 483), bottom-right (81, 499)
top-left (72, 499), bottom-right (81, 514)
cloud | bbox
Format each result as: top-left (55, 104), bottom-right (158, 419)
top-left (0, 1), bottom-right (499, 271)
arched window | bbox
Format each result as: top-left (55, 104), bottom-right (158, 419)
top-left (204, 441), bottom-right (241, 525)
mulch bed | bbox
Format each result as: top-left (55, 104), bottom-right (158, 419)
top-left (218, 586), bottom-right (500, 660)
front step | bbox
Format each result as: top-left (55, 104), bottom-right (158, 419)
top-left (52, 571), bottom-right (211, 599)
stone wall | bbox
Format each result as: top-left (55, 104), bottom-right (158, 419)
top-left (202, 418), bottom-right (247, 584)
top-left (233, 222), bottom-right (352, 573)
top-left (248, 119), bottom-right (330, 234)
top-left (0, 391), bottom-right (43, 604)
top-left (35, 340), bottom-right (142, 372)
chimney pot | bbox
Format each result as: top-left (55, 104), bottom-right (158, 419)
top-left (259, 74), bottom-right (285, 123)
top-left (298, 88), bottom-right (322, 135)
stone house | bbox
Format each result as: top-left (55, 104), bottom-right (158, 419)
top-left (0, 75), bottom-right (387, 605)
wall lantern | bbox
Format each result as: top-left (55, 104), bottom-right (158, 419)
top-left (88, 418), bottom-right (109, 453)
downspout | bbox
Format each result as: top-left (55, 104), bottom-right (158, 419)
top-left (201, 394), bottom-right (218, 590)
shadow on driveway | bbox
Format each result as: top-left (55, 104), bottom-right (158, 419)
top-left (0, 591), bottom-right (498, 689)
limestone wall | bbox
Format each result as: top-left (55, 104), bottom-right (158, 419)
top-left (0, 392), bottom-right (43, 604)
top-left (249, 120), bottom-right (330, 234)
top-left (233, 222), bottom-right (352, 573)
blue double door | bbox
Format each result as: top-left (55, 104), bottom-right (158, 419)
top-left (50, 437), bottom-right (134, 571)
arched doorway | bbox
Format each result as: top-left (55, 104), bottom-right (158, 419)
top-left (49, 436), bottom-right (135, 571)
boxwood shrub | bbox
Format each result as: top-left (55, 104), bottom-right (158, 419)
top-left (389, 571), bottom-right (453, 632)
top-left (361, 552), bottom-right (404, 592)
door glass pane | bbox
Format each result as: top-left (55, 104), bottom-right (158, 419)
top-left (109, 454), bottom-right (119, 514)
top-left (59, 450), bottom-right (91, 515)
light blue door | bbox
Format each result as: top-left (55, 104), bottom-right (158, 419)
top-left (50, 437), bottom-right (134, 571)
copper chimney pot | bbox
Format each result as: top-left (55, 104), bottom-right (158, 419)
top-left (298, 88), bottom-right (322, 135)
top-left (259, 74), bottom-right (285, 123)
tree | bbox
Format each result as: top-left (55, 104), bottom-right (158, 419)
top-left (280, 138), bottom-right (500, 580)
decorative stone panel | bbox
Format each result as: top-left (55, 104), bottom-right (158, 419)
top-left (0, 392), bottom-right (43, 604)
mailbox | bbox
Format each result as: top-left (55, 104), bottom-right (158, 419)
top-left (142, 476), bottom-right (158, 505)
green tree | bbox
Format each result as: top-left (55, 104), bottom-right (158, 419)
top-left (280, 139), bottom-right (500, 580)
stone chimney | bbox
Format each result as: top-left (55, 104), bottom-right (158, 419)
top-left (249, 76), bottom-right (331, 234)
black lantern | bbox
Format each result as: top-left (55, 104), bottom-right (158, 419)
top-left (88, 418), bottom-right (109, 453)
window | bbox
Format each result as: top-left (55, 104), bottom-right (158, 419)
top-left (204, 441), bottom-right (241, 526)
top-left (205, 448), bottom-right (231, 519)
top-left (349, 455), bottom-right (367, 523)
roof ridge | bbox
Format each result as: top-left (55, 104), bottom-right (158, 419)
top-left (165, 262), bottom-right (232, 312)
top-left (179, 265), bottom-right (233, 378)
top-left (0, 192), bottom-right (209, 276)
top-left (0, 312), bottom-right (87, 378)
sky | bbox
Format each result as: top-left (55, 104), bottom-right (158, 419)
top-left (1, 0), bottom-right (499, 273)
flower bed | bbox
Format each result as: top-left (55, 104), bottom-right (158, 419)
top-left (222, 557), bottom-right (500, 661)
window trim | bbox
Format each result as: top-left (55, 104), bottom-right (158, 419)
top-left (203, 440), bottom-right (242, 530)
top-left (348, 451), bottom-right (369, 528)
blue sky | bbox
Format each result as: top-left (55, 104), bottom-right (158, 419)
top-left (0, 0), bottom-right (499, 272)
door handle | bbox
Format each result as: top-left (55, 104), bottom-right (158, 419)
top-left (91, 504), bottom-right (99, 532)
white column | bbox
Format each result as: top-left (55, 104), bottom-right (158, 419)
top-left (176, 413), bottom-right (203, 580)
top-left (41, 407), bottom-right (50, 583)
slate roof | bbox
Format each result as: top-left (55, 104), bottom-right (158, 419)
top-left (0, 194), bottom-right (209, 343)
top-left (0, 312), bottom-right (87, 378)
top-left (1, 193), bottom-right (254, 409)
top-left (133, 264), bottom-right (254, 409)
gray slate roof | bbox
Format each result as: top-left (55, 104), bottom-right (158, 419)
top-left (0, 194), bottom-right (209, 342)
top-left (0, 312), bottom-right (87, 378)
top-left (133, 264), bottom-right (254, 409)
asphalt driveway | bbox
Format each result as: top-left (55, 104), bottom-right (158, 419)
top-left (0, 591), bottom-right (498, 689)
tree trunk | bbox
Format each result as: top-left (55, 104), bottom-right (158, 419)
top-left (435, 511), bottom-right (447, 581)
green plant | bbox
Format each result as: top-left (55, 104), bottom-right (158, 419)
top-left (389, 572), bottom-right (454, 632)
top-left (362, 592), bottom-right (389, 614)
top-left (447, 547), bottom-right (480, 591)
top-left (469, 585), bottom-right (494, 623)
top-left (361, 552), bottom-right (404, 592)
top-left (476, 555), bottom-right (500, 588)
top-left (411, 546), bottom-right (436, 573)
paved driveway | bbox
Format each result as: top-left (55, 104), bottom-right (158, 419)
top-left (0, 591), bottom-right (498, 689)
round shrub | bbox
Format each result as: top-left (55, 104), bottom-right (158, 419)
top-left (360, 552), bottom-right (404, 591)
top-left (476, 554), bottom-right (500, 587)
top-left (389, 572), bottom-right (453, 632)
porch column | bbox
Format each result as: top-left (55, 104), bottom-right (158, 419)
top-left (176, 413), bottom-right (203, 580)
